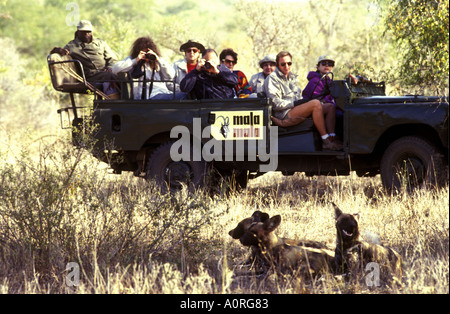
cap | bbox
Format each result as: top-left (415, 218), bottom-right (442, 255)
top-left (317, 55), bottom-right (334, 63)
top-left (179, 40), bottom-right (205, 53)
top-left (259, 55), bottom-right (276, 68)
top-left (77, 20), bottom-right (93, 32)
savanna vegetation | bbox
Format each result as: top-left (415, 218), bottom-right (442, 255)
top-left (0, 0), bottom-right (448, 294)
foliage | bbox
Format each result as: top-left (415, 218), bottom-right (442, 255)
top-left (0, 0), bottom-right (448, 293)
top-left (384, 0), bottom-right (449, 94)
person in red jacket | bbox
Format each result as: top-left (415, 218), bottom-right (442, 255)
top-left (219, 48), bottom-right (252, 98)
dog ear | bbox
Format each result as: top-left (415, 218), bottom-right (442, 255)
top-left (251, 211), bottom-right (263, 218)
top-left (252, 211), bottom-right (270, 223)
top-left (264, 215), bottom-right (281, 232)
top-left (332, 202), bottom-right (343, 219)
top-left (352, 213), bottom-right (360, 222)
top-left (259, 212), bottom-right (270, 222)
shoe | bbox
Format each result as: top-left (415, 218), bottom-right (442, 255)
top-left (322, 137), bottom-right (343, 151)
top-left (271, 115), bottom-right (306, 127)
top-left (329, 135), bottom-right (343, 145)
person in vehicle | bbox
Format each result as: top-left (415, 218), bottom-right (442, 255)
top-left (249, 55), bottom-right (277, 95)
top-left (112, 36), bottom-right (185, 100)
top-left (219, 48), bottom-right (252, 98)
top-left (302, 55), bottom-right (339, 142)
top-left (50, 20), bottom-right (119, 96)
top-left (264, 51), bottom-right (342, 151)
top-left (173, 40), bottom-right (205, 92)
top-left (180, 49), bottom-right (238, 99)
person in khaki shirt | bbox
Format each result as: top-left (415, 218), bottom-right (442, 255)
top-left (50, 20), bottom-right (119, 95)
top-left (264, 51), bottom-right (342, 151)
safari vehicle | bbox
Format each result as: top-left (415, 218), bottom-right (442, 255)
top-left (48, 54), bottom-right (449, 192)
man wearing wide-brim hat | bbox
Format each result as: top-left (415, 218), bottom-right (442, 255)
top-left (173, 40), bottom-right (205, 91)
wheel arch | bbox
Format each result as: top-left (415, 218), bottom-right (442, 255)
top-left (372, 123), bottom-right (447, 161)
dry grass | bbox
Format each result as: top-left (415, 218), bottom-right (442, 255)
top-left (0, 129), bottom-right (448, 294)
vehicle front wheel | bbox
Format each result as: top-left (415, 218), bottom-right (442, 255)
top-left (380, 136), bottom-right (447, 193)
top-left (146, 141), bottom-right (209, 192)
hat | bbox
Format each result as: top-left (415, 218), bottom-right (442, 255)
top-left (317, 55), bottom-right (334, 63)
top-left (77, 20), bottom-right (93, 32)
top-left (179, 40), bottom-right (205, 53)
top-left (259, 55), bottom-right (276, 68)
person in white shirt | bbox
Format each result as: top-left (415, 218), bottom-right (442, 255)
top-left (112, 36), bottom-right (185, 100)
top-left (249, 55), bottom-right (276, 95)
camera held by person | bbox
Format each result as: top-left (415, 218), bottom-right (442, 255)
top-left (145, 52), bottom-right (157, 61)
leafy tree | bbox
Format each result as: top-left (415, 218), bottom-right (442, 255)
top-left (384, 0), bottom-right (449, 94)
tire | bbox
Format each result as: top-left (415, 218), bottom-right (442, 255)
top-left (146, 141), bottom-right (209, 192)
top-left (380, 136), bottom-right (447, 193)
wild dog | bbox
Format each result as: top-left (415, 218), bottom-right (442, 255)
top-left (238, 214), bottom-right (335, 277)
top-left (229, 211), bottom-right (328, 249)
top-left (333, 203), bottom-right (403, 285)
top-left (229, 211), bottom-right (328, 269)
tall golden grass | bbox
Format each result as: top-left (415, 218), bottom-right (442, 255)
top-left (0, 129), bottom-right (448, 294)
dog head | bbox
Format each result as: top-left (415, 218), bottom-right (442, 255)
top-left (333, 202), bottom-right (360, 245)
top-left (228, 211), bottom-right (270, 240)
top-left (239, 215), bottom-right (282, 249)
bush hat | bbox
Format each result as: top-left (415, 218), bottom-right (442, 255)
top-left (77, 20), bottom-right (93, 32)
top-left (180, 40), bottom-right (205, 53)
top-left (259, 55), bottom-right (276, 68)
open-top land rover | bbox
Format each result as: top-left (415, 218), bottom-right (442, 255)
top-left (48, 54), bottom-right (449, 193)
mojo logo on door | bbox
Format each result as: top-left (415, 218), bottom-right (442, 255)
top-left (210, 110), bottom-right (264, 140)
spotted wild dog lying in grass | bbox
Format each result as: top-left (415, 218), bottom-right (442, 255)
top-left (230, 212), bottom-right (334, 277)
top-left (229, 211), bottom-right (328, 268)
top-left (229, 211), bottom-right (328, 248)
top-left (333, 203), bottom-right (403, 286)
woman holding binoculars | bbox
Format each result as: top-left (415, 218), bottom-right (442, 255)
top-left (112, 36), bottom-right (186, 100)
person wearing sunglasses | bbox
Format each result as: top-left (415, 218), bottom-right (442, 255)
top-left (264, 51), bottom-right (343, 151)
top-left (173, 40), bottom-right (205, 91)
top-left (180, 48), bottom-right (238, 99)
top-left (249, 55), bottom-right (277, 95)
top-left (219, 48), bottom-right (252, 98)
top-left (301, 55), bottom-right (340, 143)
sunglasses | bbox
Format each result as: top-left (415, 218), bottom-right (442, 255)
top-left (280, 62), bottom-right (292, 67)
top-left (223, 59), bottom-right (236, 65)
top-left (320, 61), bottom-right (335, 67)
top-left (186, 48), bottom-right (199, 53)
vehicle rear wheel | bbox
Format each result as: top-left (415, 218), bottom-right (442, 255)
top-left (146, 141), bottom-right (209, 192)
top-left (380, 136), bottom-right (446, 193)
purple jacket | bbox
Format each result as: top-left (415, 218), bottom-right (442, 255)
top-left (302, 71), bottom-right (335, 105)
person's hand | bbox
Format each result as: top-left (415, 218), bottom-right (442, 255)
top-left (137, 50), bottom-right (147, 62)
top-left (206, 59), bottom-right (219, 74)
top-left (50, 47), bottom-right (69, 56)
top-left (198, 59), bottom-right (219, 74)
top-left (349, 73), bottom-right (358, 85)
top-left (196, 58), bottom-right (206, 71)
top-left (145, 49), bottom-right (159, 62)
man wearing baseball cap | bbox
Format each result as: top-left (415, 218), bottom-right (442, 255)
top-left (50, 20), bottom-right (118, 91)
top-left (173, 40), bottom-right (205, 91)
